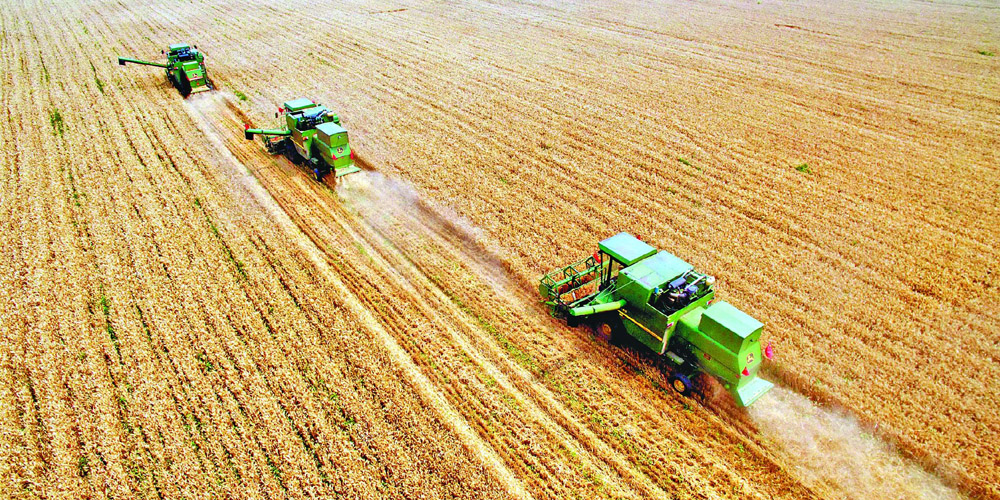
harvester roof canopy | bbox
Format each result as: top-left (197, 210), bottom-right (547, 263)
top-left (599, 233), bottom-right (656, 266)
top-left (620, 251), bottom-right (694, 291)
top-left (284, 98), bottom-right (318, 113)
top-left (169, 43), bottom-right (190, 51)
top-left (302, 106), bottom-right (328, 118)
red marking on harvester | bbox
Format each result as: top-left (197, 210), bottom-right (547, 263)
top-left (764, 342), bottom-right (774, 360)
top-left (742, 367), bottom-right (750, 376)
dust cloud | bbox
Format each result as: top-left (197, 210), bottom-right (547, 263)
top-left (183, 93), bottom-right (288, 224)
top-left (749, 386), bottom-right (963, 500)
top-left (336, 170), bottom-right (513, 296)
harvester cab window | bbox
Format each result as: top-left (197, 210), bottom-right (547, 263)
top-left (601, 253), bottom-right (624, 289)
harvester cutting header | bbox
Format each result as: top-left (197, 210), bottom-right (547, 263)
top-left (118, 43), bottom-right (212, 96)
top-left (540, 233), bottom-right (774, 406)
top-left (244, 98), bottom-right (360, 181)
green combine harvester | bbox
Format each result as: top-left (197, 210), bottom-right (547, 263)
top-left (540, 233), bottom-right (774, 407)
top-left (118, 43), bottom-right (211, 96)
top-left (244, 98), bottom-right (360, 181)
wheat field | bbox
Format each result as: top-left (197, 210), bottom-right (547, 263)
top-left (1, 0), bottom-right (997, 498)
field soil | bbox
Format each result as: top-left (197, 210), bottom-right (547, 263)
top-left (2, 0), bottom-right (997, 499)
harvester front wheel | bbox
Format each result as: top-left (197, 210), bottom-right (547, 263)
top-left (669, 373), bottom-right (692, 396)
top-left (263, 137), bottom-right (286, 155)
top-left (590, 315), bottom-right (623, 344)
top-left (177, 72), bottom-right (192, 97)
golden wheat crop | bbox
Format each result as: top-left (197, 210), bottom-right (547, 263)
top-left (2, 0), bottom-right (997, 499)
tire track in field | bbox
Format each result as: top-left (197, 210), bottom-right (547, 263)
top-left (189, 93), bottom-right (667, 498)
top-left (5, 2), bottom-right (514, 496)
top-left (191, 92), bottom-right (637, 498)
top-left (186, 91), bottom-right (819, 499)
top-left (183, 93), bottom-right (535, 500)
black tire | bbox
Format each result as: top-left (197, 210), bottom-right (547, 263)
top-left (263, 137), bottom-right (284, 154)
top-left (308, 158), bottom-right (327, 182)
top-left (590, 315), bottom-right (623, 343)
top-left (669, 372), bottom-right (693, 396)
top-left (287, 149), bottom-right (301, 164)
top-left (178, 72), bottom-right (192, 97)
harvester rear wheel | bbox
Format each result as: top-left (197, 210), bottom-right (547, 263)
top-left (669, 373), bottom-right (692, 396)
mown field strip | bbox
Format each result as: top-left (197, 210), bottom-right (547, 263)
top-left (183, 95), bottom-right (530, 499)
top-left (3, 0), bottom-right (515, 497)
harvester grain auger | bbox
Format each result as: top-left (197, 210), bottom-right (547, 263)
top-left (243, 98), bottom-right (361, 181)
top-left (118, 43), bottom-right (211, 96)
top-left (540, 233), bottom-right (775, 407)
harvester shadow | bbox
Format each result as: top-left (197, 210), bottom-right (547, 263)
top-left (604, 325), bottom-right (741, 410)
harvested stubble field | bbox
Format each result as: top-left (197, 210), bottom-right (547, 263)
top-left (1, 0), bottom-right (997, 499)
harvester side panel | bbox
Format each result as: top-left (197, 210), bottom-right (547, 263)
top-left (618, 308), bottom-right (667, 353)
top-left (291, 128), bottom-right (316, 160)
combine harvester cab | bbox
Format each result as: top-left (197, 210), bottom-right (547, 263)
top-left (539, 232), bottom-right (774, 407)
top-left (244, 98), bottom-right (361, 181)
top-left (118, 43), bottom-right (211, 96)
